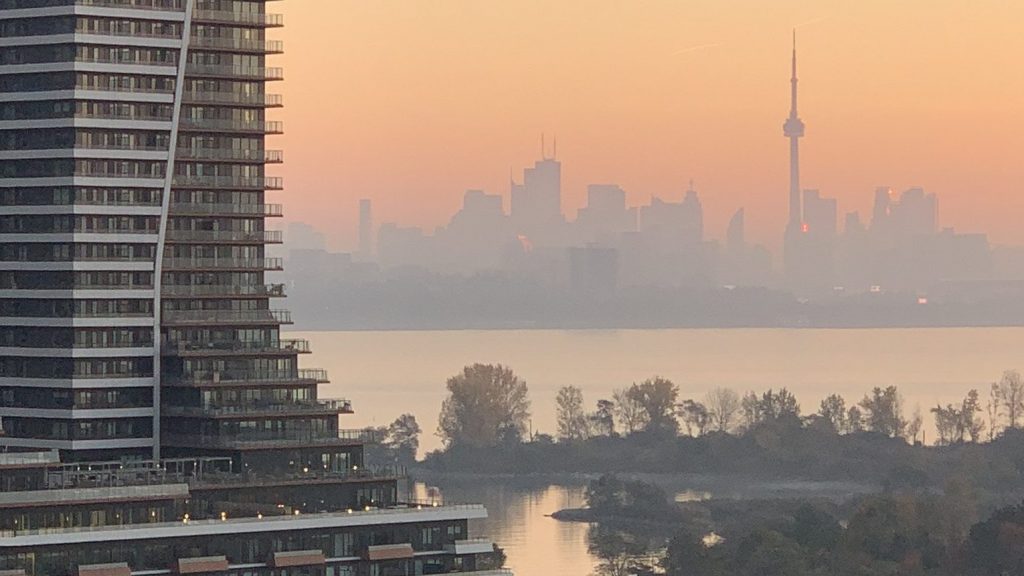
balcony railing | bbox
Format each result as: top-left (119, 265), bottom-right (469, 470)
top-left (161, 257), bottom-right (283, 271)
top-left (75, 0), bottom-right (184, 10)
top-left (190, 37), bottom-right (284, 53)
top-left (182, 91), bottom-right (282, 107)
top-left (191, 465), bottom-right (405, 489)
top-left (161, 309), bottom-right (292, 325)
top-left (75, 56), bottom-right (177, 68)
top-left (192, 10), bottom-right (283, 27)
top-left (161, 428), bottom-right (378, 449)
top-left (186, 64), bottom-right (284, 81)
top-left (171, 174), bottom-right (283, 190)
top-left (170, 202), bottom-right (282, 217)
top-left (162, 337), bottom-right (310, 354)
top-left (162, 398), bottom-right (352, 418)
top-left (167, 368), bottom-right (328, 386)
top-left (178, 118), bottom-right (283, 135)
top-left (165, 229), bottom-right (282, 244)
top-left (161, 283), bottom-right (285, 298)
top-left (72, 171), bottom-right (165, 180)
top-left (176, 148), bottom-right (282, 163)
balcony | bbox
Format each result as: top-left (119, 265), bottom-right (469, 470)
top-left (190, 37), bottom-right (284, 54)
top-left (170, 202), bottom-right (282, 217)
top-left (161, 283), bottom-right (285, 298)
top-left (161, 257), bottom-right (283, 271)
top-left (161, 428), bottom-right (379, 450)
top-left (162, 337), bottom-right (310, 355)
top-left (191, 465), bottom-right (406, 490)
top-left (162, 398), bottom-right (352, 418)
top-left (75, 0), bottom-right (185, 10)
top-left (178, 118), bottom-right (284, 135)
top-left (182, 91), bottom-right (282, 108)
top-left (161, 308), bottom-right (292, 325)
top-left (192, 10), bottom-right (284, 27)
top-left (176, 148), bottom-right (283, 163)
top-left (171, 174), bottom-right (282, 190)
top-left (165, 229), bottom-right (283, 244)
top-left (166, 368), bottom-right (328, 387)
top-left (75, 56), bottom-right (177, 68)
top-left (186, 64), bottom-right (284, 81)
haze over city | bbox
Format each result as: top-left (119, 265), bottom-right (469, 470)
top-left (276, 1), bottom-right (1024, 253)
top-left (5, 2), bottom-right (1024, 575)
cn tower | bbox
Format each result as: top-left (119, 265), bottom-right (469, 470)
top-left (783, 29), bottom-right (805, 231)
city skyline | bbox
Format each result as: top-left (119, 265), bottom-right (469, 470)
top-left (275, 0), bottom-right (1024, 253)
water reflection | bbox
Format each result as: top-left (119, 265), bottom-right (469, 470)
top-left (417, 479), bottom-right (598, 576)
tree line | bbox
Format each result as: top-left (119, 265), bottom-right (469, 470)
top-left (428, 363), bottom-right (1024, 448)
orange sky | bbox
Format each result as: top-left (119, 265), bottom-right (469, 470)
top-left (272, 1), bottom-right (1024, 253)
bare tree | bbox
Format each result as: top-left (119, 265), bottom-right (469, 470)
top-left (612, 387), bottom-right (648, 435)
top-left (987, 383), bottom-right (1000, 441)
top-left (556, 386), bottom-right (589, 442)
top-left (704, 387), bottom-right (740, 433)
top-left (906, 405), bottom-right (923, 444)
top-left (994, 370), bottom-right (1024, 430)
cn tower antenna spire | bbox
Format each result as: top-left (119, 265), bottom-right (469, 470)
top-left (783, 28), bottom-right (805, 229)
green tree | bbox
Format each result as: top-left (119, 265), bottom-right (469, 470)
top-left (679, 399), bottom-right (710, 437)
top-left (590, 399), bottom-right (616, 437)
top-left (385, 413), bottom-right (421, 465)
top-left (556, 385), bottom-right (589, 442)
top-left (933, 402), bottom-right (963, 445)
top-left (627, 377), bottom-right (679, 434)
top-left (817, 394), bottom-right (848, 433)
top-left (859, 386), bottom-right (907, 438)
top-left (437, 364), bottom-right (531, 448)
top-left (664, 529), bottom-right (727, 576)
top-left (962, 389), bottom-right (986, 442)
top-left (847, 405), bottom-right (864, 432)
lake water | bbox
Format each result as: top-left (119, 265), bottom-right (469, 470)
top-left (412, 480), bottom-right (597, 576)
top-left (292, 327), bottom-right (1024, 452)
top-left (287, 327), bottom-right (1020, 575)
top-left (410, 475), bottom-right (877, 576)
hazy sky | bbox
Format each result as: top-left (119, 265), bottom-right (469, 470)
top-left (274, 1), bottom-right (1024, 252)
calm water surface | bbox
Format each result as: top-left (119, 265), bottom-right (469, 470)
top-left (413, 480), bottom-right (597, 576)
top-left (293, 327), bottom-right (1024, 451)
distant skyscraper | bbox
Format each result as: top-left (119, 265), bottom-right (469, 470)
top-left (727, 208), bottom-right (746, 254)
top-left (358, 198), bottom-right (374, 260)
top-left (511, 140), bottom-right (563, 245)
top-left (802, 190), bottom-right (837, 238)
top-left (576, 184), bottom-right (633, 245)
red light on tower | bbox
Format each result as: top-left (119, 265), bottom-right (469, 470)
top-left (801, 223), bottom-right (809, 233)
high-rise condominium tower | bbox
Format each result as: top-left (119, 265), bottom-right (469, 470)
top-left (0, 0), bottom-right (331, 470)
top-left (0, 4), bottom-right (506, 575)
